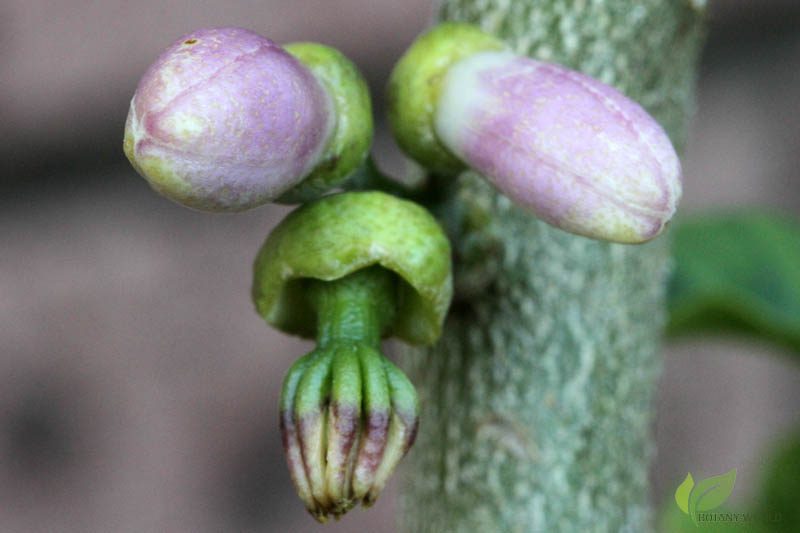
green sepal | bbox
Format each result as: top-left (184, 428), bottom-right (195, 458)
top-left (279, 42), bottom-right (374, 203)
top-left (252, 191), bottom-right (453, 345)
top-left (387, 22), bottom-right (506, 175)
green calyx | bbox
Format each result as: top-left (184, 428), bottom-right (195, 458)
top-left (279, 42), bottom-right (374, 204)
top-left (252, 191), bottom-right (452, 345)
top-left (387, 22), bottom-right (506, 175)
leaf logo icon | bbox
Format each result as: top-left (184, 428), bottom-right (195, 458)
top-left (674, 472), bottom-right (694, 514)
top-left (674, 468), bottom-right (737, 525)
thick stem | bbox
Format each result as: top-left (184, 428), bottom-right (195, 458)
top-left (307, 266), bottom-right (397, 348)
top-left (399, 1), bottom-right (705, 531)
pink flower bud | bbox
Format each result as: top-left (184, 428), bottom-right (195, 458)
top-left (123, 27), bottom-right (332, 211)
top-left (435, 51), bottom-right (681, 243)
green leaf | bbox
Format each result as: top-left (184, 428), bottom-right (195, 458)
top-left (674, 472), bottom-right (694, 514)
top-left (688, 468), bottom-right (737, 522)
top-left (668, 211), bottom-right (800, 354)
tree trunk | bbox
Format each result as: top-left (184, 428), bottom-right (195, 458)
top-left (398, 1), bottom-right (705, 531)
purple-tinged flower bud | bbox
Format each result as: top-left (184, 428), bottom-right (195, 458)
top-left (124, 27), bottom-right (330, 211)
top-left (435, 51), bottom-right (681, 243)
top-left (124, 28), bottom-right (373, 212)
top-left (388, 23), bottom-right (681, 244)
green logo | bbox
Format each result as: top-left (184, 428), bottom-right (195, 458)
top-left (675, 468), bottom-right (737, 524)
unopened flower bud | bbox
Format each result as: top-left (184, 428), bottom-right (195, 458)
top-left (389, 24), bottom-right (682, 244)
top-left (124, 27), bottom-right (372, 211)
top-left (435, 51), bottom-right (681, 243)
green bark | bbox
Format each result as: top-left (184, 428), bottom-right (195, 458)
top-left (398, 1), bottom-right (705, 531)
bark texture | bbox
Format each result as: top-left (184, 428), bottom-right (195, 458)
top-left (399, 1), bottom-right (705, 531)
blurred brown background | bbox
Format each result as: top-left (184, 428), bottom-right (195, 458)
top-left (1, 1), bottom-right (799, 531)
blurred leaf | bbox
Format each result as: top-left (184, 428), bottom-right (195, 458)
top-left (674, 472), bottom-right (694, 514)
top-left (668, 211), bottom-right (800, 354)
top-left (755, 430), bottom-right (800, 532)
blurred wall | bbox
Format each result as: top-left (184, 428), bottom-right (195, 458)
top-left (1, 1), bottom-right (799, 531)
